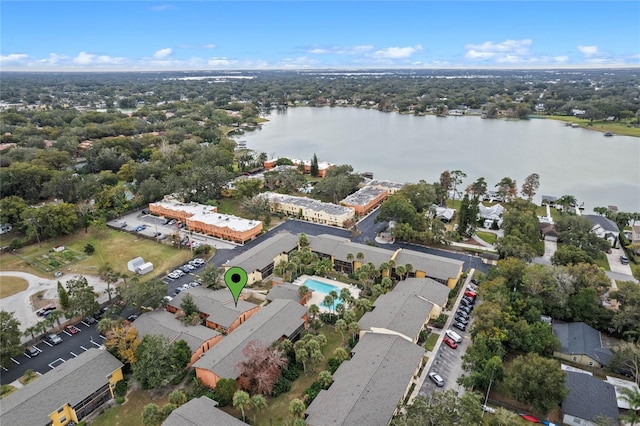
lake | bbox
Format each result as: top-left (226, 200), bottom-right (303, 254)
top-left (240, 107), bottom-right (640, 212)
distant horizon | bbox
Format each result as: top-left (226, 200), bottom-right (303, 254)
top-left (1, 1), bottom-right (638, 71)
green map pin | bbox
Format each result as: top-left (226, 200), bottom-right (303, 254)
top-left (224, 266), bottom-right (248, 307)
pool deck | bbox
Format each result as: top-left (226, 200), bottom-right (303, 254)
top-left (293, 275), bottom-right (360, 312)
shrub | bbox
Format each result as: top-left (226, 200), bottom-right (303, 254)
top-left (84, 243), bottom-right (95, 255)
top-left (9, 238), bottom-right (22, 250)
top-left (272, 376), bottom-right (291, 397)
top-left (303, 381), bottom-right (324, 405)
top-left (116, 396), bottom-right (125, 404)
top-left (282, 364), bottom-right (301, 382)
top-left (114, 379), bottom-right (128, 397)
top-left (319, 313), bottom-right (338, 325)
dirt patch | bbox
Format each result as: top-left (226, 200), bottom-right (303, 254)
top-left (30, 290), bottom-right (58, 312)
top-left (0, 276), bottom-right (28, 298)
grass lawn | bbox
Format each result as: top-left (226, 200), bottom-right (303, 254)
top-left (0, 276), bottom-right (28, 298)
top-left (214, 198), bottom-right (243, 216)
top-left (0, 384), bottom-right (17, 399)
top-left (1, 230), bottom-right (192, 280)
top-left (593, 253), bottom-right (610, 271)
top-left (476, 231), bottom-right (498, 245)
top-left (91, 389), bottom-right (169, 426)
top-left (546, 116), bottom-right (640, 138)
top-left (252, 326), bottom-right (344, 426)
top-left (424, 333), bottom-right (439, 352)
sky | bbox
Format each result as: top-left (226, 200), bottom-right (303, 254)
top-left (1, 1), bottom-right (639, 71)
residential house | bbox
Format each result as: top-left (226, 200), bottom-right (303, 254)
top-left (166, 288), bottom-right (261, 335)
top-left (365, 179), bottom-right (405, 194)
top-left (482, 191), bottom-right (504, 203)
top-left (0, 349), bottom-right (123, 426)
top-left (584, 214), bottom-right (620, 248)
top-left (260, 192), bottom-right (355, 228)
top-left (552, 322), bottom-right (613, 368)
top-left (304, 333), bottom-right (425, 426)
top-left (630, 225), bottom-right (640, 244)
top-left (149, 197), bottom-right (263, 244)
top-left (193, 299), bottom-right (307, 389)
top-left (478, 203), bottom-right (504, 229)
top-left (263, 157), bottom-right (334, 177)
top-left (541, 195), bottom-right (558, 208)
top-left (358, 277), bottom-right (450, 343)
top-left (562, 371), bottom-right (619, 426)
top-left (392, 248), bottom-right (463, 288)
top-left (605, 375), bottom-right (640, 411)
top-left (163, 396), bottom-right (245, 426)
top-left (434, 206), bottom-right (456, 222)
top-left (539, 222), bottom-right (559, 242)
top-left (131, 310), bottom-right (222, 366)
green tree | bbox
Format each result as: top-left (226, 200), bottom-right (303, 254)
top-left (495, 176), bottom-right (517, 200)
top-left (551, 245), bottom-right (594, 265)
top-left (618, 386), bottom-right (640, 425)
top-left (251, 394), bottom-right (267, 424)
top-left (133, 335), bottom-right (180, 389)
top-left (65, 276), bottom-right (99, 319)
top-left (141, 403), bottom-right (164, 426)
top-left (335, 319), bottom-right (348, 342)
top-left (200, 264), bottom-right (225, 290)
top-left (0, 195), bottom-right (28, 225)
top-left (489, 407), bottom-right (523, 426)
top-left (118, 278), bottom-right (166, 310)
top-left (0, 311), bottom-right (22, 367)
top-left (504, 353), bottom-right (566, 414)
top-left (289, 398), bottom-right (306, 419)
top-left (310, 153), bottom-right (319, 177)
top-left (450, 170), bottom-right (467, 201)
top-left (214, 378), bottom-right (238, 406)
top-left (168, 390), bottom-right (187, 407)
top-left (57, 281), bottom-right (70, 311)
top-left (233, 390), bottom-right (251, 423)
top-left (318, 370), bottom-right (333, 389)
top-left (555, 215), bottom-right (610, 257)
top-left (180, 293), bottom-right (200, 325)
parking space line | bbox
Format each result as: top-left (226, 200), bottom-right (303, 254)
top-left (70, 352), bottom-right (77, 357)
top-left (63, 330), bottom-right (72, 336)
top-left (81, 320), bottom-right (91, 327)
top-left (91, 340), bottom-right (102, 348)
top-left (49, 358), bottom-right (66, 369)
top-left (10, 357), bottom-right (19, 365)
top-left (99, 334), bottom-right (106, 340)
top-left (43, 341), bottom-right (53, 347)
top-left (80, 346), bottom-right (88, 351)
top-left (2, 367), bottom-right (7, 372)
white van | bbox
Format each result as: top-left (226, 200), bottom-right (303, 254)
top-left (445, 329), bottom-right (463, 343)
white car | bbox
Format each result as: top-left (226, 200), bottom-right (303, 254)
top-left (481, 404), bottom-right (496, 414)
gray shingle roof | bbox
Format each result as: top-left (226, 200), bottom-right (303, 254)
top-left (192, 300), bottom-right (307, 379)
top-left (0, 349), bottom-right (123, 426)
top-left (305, 333), bottom-right (424, 426)
top-left (162, 396), bottom-right (246, 426)
top-left (584, 214), bottom-right (619, 233)
top-left (307, 234), bottom-right (350, 256)
top-left (393, 249), bottom-right (463, 283)
top-left (266, 282), bottom-right (302, 302)
top-left (230, 232), bottom-right (299, 273)
top-left (332, 241), bottom-right (394, 266)
top-left (553, 322), bottom-right (613, 366)
top-left (341, 185), bottom-right (386, 207)
top-left (167, 287), bottom-right (258, 329)
top-left (359, 278), bottom-right (450, 341)
top-left (563, 371), bottom-right (619, 423)
top-left (132, 310), bottom-right (220, 353)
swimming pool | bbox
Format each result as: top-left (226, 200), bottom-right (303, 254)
top-left (302, 278), bottom-right (341, 311)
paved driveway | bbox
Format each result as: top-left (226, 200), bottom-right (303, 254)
top-left (606, 246), bottom-right (633, 275)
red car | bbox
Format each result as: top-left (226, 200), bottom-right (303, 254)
top-left (443, 336), bottom-right (458, 349)
top-left (65, 325), bottom-right (79, 335)
top-left (464, 290), bottom-right (477, 299)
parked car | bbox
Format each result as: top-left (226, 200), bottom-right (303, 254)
top-left (620, 255), bottom-right (629, 265)
top-left (24, 346), bottom-right (39, 357)
top-left (36, 305), bottom-right (57, 317)
top-left (428, 371), bottom-right (445, 387)
top-left (458, 305), bottom-right (472, 314)
top-left (443, 336), bottom-right (458, 349)
top-left (119, 222), bottom-right (127, 228)
top-left (127, 314), bottom-right (138, 322)
top-left (163, 296), bottom-right (173, 303)
top-left (141, 209), bottom-right (150, 215)
top-left (456, 310), bottom-right (470, 319)
top-left (452, 321), bottom-right (467, 332)
top-left (455, 315), bottom-right (469, 325)
top-left (153, 232), bottom-right (162, 238)
top-left (481, 404), bottom-right (496, 414)
top-left (65, 325), bottom-right (79, 335)
top-left (45, 333), bottom-right (63, 345)
top-left (464, 290), bottom-right (477, 298)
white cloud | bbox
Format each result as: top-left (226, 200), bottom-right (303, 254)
top-left (307, 45), bottom-right (374, 55)
top-left (154, 48), bottom-right (172, 59)
top-left (37, 53), bottom-right (67, 65)
top-left (150, 4), bottom-right (174, 11)
top-left (202, 44), bottom-right (216, 49)
top-left (373, 45), bottom-right (422, 59)
top-left (465, 39), bottom-right (532, 60)
top-left (72, 51), bottom-right (125, 65)
top-left (577, 45), bottom-right (599, 57)
top-left (208, 57), bottom-right (232, 66)
top-left (0, 53), bottom-right (28, 62)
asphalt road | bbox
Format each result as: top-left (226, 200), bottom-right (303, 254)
top-left (1, 319), bottom-right (104, 385)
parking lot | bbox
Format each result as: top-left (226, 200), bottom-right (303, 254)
top-left (109, 210), bottom-right (236, 250)
top-left (1, 319), bottom-right (104, 385)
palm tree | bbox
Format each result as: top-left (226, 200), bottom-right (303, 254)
top-left (619, 386), bottom-right (640, 425)
top-left (356, 252), bottom-right (364, 261)
top-left (298, 285), bottom-right (311, 303)
top-left (309, 304), bottom-right (320, 321)
top-left (318, 370), bottom-right (333, 389)
top-left (289, 398), bottom-right (306, 419)
top-left (396, 265), bottom-right (406, 281)
top-left (339, 288), bottom-right (353, 308)
top-left (346, 253), bottom-right (354, 262)
top-left (405, 263), bottom-right (413, 277)
top-left (233, 390), bottom-right (251, 423)
top-left (335, 319), bottom-right (348, 342)
top-left (47, 310), bottom-right (65, 329)
top-left (251, 394), bottom-right (267, 424)
top-left (23, 325), bottom-right (40, 343)
top-left (323, 294), bottom-right (335, 313)
top-left (348, 321), bottom-right (360, 341)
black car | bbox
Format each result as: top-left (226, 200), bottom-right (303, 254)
top-left (462, 296), bottom-right (475, 304)
top-left (452, 322), bottom-right (467, 332)
top-left (24, 346), bottom-right (39, 357)
top-left (458, 305), bottom-right (472, 314)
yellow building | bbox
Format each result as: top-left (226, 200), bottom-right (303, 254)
top-left (0, 349), bottom-right (123, 426)
top-left (260, 192), bottom-right (355, 228)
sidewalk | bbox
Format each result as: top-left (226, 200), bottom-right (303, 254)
top-left (408, 269), bottom-right (475, 403)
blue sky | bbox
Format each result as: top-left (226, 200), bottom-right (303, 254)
top-left (1, 1), bottom-right (638, 71)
